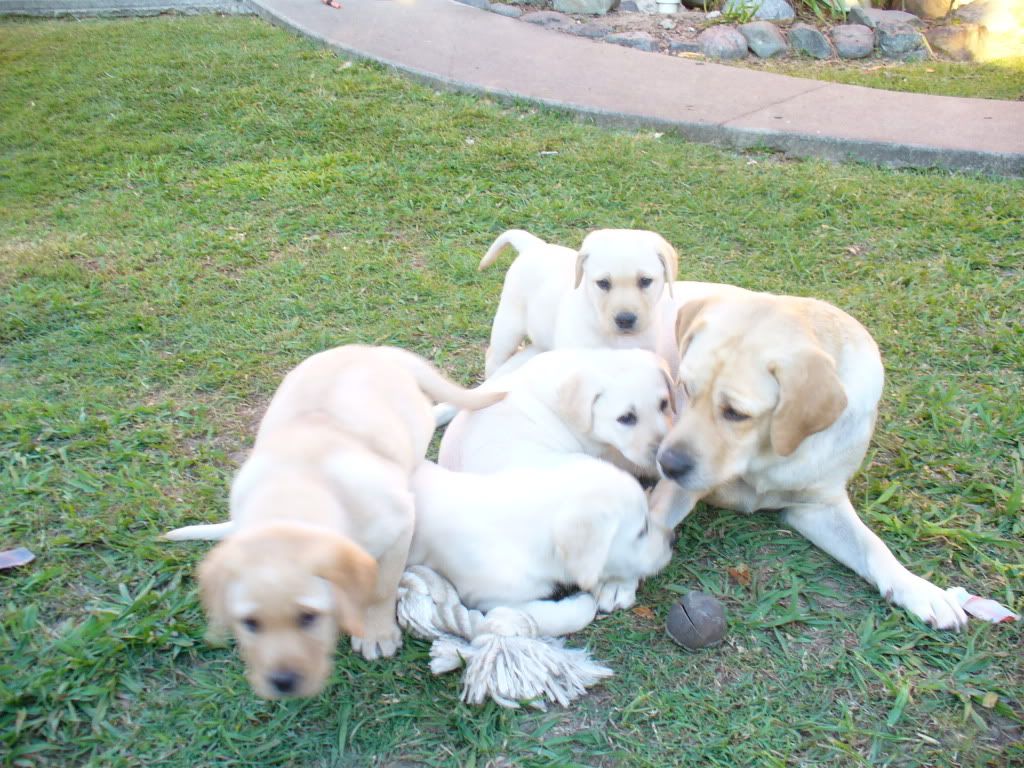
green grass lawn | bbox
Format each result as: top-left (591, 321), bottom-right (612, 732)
top-left (731, 55), bottom-right (1024, 101)
top-left (1, 14), bottom-right (1022, 768)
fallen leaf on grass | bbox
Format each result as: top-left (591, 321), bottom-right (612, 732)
top-left (981, 692), bottom-right (999, 709)
top-left (632, 606), bottom-right (655, 620)
top-left (727, 563), bottom-right (751, 586)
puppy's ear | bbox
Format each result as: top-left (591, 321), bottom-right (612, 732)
top-left (554, 509), bottom-right (617, 593)
top-left (657, 360), bottom-right (677, 415)
top-left (197, 540), bottom-right (239, 643)
top-left (556, 372), bottom-right (600, 435)
top-left (769, 349), bottom-right (848, 457)
top-left (574, 250), bottom-right (589, 289)
top-left (674, 299), bottom-right (709, 363)
top-left (313, 534), bottom-right (378, 638)
top-left (653, 236), bottom-right (678, 297)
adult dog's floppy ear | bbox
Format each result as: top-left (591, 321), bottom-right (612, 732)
top-left (574, 250), bottom-right (589, 289)
top-left (769, 349), bottom-right (848, 457)
top-left (554, 508), bottom-right (617, 592)
top-left (653, 235), bottom-right (678, 297)
top-left (556, 371), bottom-right (601, 435)
top-left (674, 299), bottom-right (709, 364)
top-left (197, 539), bottom-right (240, 644)
top-left (312, 533), bottom-right (378, 638)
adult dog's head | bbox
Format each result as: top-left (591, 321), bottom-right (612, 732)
top-left (554, 349), bottom-right (677, 474)
top-left (574, 229), bottom-right (678, 339)
top-left (657, 295), bottom-right (848, 493)
top-left (197, 523), bottom-right (377, 699)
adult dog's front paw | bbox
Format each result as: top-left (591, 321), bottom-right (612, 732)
top-left (594, 580), bottom-right (638, 613)
top-left (889, 575), bottom-right (968, 631)
top-left (351, 624), bottom-right (403, 660)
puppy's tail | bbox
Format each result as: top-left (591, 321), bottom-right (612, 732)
top-left (375, 347), bottom-right (505, 411)
top-left (162, 522), bottom-right (234, 542)
top-left (478, 229), bottom-right (546, 271)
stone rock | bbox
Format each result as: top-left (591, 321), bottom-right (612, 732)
top-left (739, 20), bottom-right (788, 58)
top-left (789, 22), bottom-right (834, 58)
top-left (669, 39), bottom-right (702, 53)
top-left (698, 25), bottom-right (749, 59)
top-left (831, 24), bottom-right (875, 59)
top-left (953, 0), bottom-right (990, 24)
top-left (489, 2), bottom-right (523, 16)
top-left (606, 31), bottom-right (659, 51)
top-left (848, 7), bottom-right (924, 28)
top-left (572, 21), bottom-right (613, 37)
top-left (902, 0), bottom-right (952, 20)
top-left (454, 0), bottom-right (489, 8)
top-left (660, 19), bottom-right (676, 29)
top-left (925, 23), bottom-right (980, 60)
top-left (553, 0), bottom-right (617, 14)
top-left (876, 20), bottom-right (932, 60)
top-left (521, 10), bottom-right (574, 29)
top-left (618, 0), bottom-right (640, 8)
top-left (722, 0), bottom-right (795, 21)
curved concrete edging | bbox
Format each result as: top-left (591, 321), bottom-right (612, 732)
top-left (247, 0), bottom-right (1024, 177)
top-left (0, 0), bottom-right (252, 16)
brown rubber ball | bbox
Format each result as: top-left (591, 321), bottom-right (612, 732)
top-left (666, 591), bottom-right (727, 651)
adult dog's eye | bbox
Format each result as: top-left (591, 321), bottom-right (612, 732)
top-left (617, 412), bottom-right (637, 426)
top-left (638, 276), bottom-right (653, 289)
top-left (596, 278), bottom-right (611, 291)
top-left (241, 617), bottom-right (261, 633)
top-left (659, 398), bottom-right (669, 412)
top-left (722, 405), bottom-right (749, 422)
top-left (297, 611), bottom-right (318, 629)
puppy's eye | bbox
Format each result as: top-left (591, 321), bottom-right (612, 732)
top-left (617, 412), bottom-right (638, 426)
top-left (596, 278), bottom-right (611, 291)
top-left (241, 617), bottom-right (261, 633)
top-left (659, 398), bottom-right (669, 412)
top-left (638, 276), bottom-right (653, 289)
top-left (297, 610), bottom-right (318, 629)
top-left (722, 405), bottom-right (749, 422)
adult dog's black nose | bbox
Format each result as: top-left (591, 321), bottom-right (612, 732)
top-left (269, 670), bottom-right (300, 695)
top-left (615, 312), bottom-right (637, 330)
top-left (659, 448), bottom-right (695, 481)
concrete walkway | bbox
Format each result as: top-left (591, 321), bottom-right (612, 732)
top-left (3, 0), bottom-right (1021, 175)
top-left (245, 0), bottom-right (1024, 176)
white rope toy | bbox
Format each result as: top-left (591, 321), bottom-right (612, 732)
top-left (396, 565), bottom-right (613, 710)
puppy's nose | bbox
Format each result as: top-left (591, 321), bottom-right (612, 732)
top-left (615, 312), bottom-right (637, 330)
top-left (659, 448), bottom-right (695, 481)
top-left (268, 670), bottom-right (301, 695)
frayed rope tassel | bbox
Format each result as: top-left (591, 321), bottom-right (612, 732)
top-left (397, 565), bottom-right (612, 710)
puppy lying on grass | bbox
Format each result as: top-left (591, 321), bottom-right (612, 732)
top-left (436, 347), bottom-right (677, 611)
top-left (165, 345), bottom-right (503, 698)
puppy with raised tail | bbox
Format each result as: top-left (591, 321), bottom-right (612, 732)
top-left (651, 283), bottom-right (968, 631)
top-left (165, 345), bottom-right (504, 699)
top-left (478, 229), bottom-right (679, 377)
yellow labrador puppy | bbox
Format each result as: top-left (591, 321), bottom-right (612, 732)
top-left (165, 345), bottom-right (504, 698)
top-left (478, 229), bottom-right (679, 377)
top-left (651, 283), bottom-right (968, 630)
top-left (439, 347), bottom-right (676, 480)
top-left (410, 457), bottom-right (673, 623)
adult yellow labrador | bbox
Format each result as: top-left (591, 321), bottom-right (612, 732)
top-left (652, 283), bottom-right (967, 631)
top-left (165, 345), bottom-right (504, 698)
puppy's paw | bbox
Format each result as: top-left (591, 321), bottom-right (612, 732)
top-left (351, 625), bottom-right (403, 660)
top-left (594, 581), bottom-right (638, 613)
top-left (889, 575), bottom-right (968, 632)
